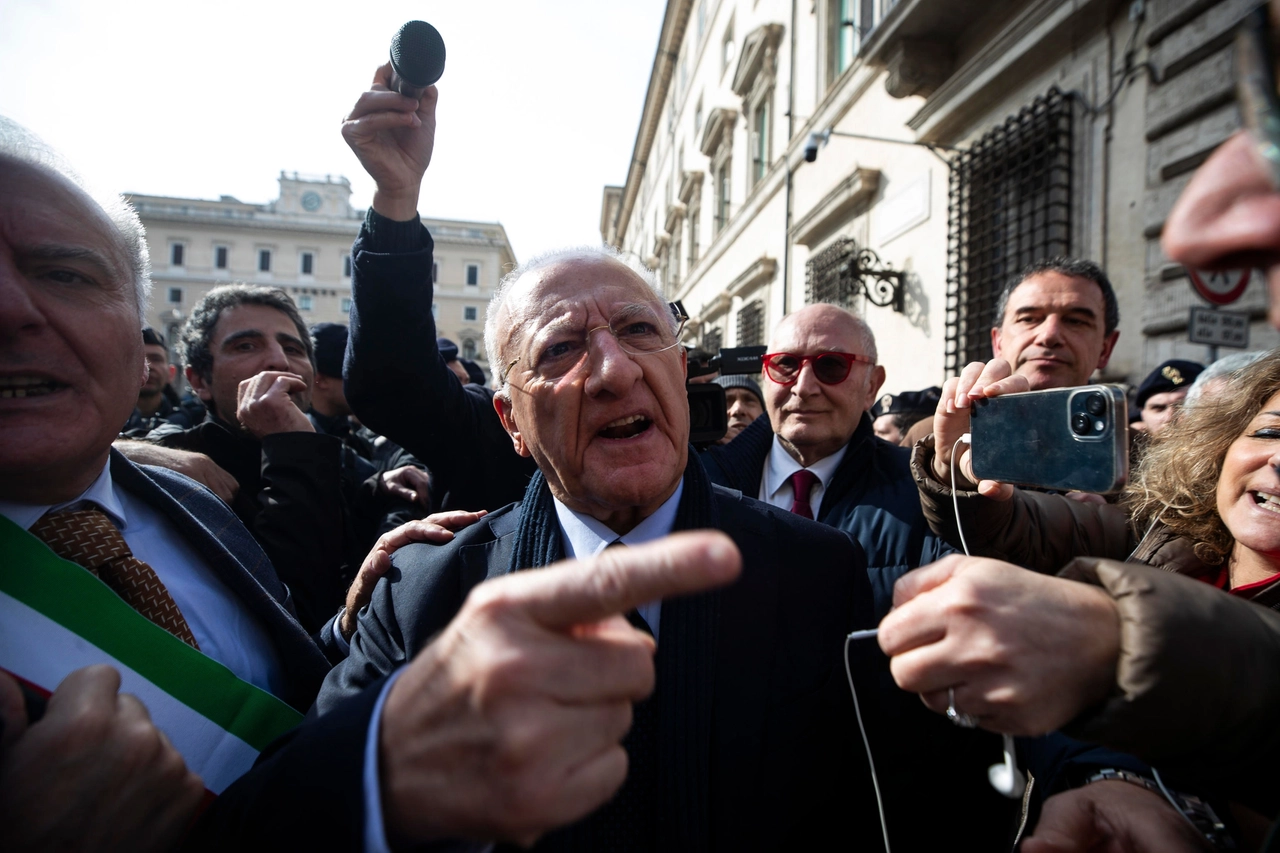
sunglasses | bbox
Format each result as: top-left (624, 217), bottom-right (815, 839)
top-left (762, 351), bottom-right (874, 386)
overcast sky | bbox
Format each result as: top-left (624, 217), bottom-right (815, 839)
top-left (0, 0), bottom-right (666, 261)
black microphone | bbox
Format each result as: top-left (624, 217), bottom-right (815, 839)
top-left (389, 21), bottom-right (446, 98)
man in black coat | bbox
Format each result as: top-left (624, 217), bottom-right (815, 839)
top-left (284, 238), bottom-right (891, 850)
top-left (141, 287), bottom-right (422, 633)
top-left (701, 304), bottom-right (953, 614)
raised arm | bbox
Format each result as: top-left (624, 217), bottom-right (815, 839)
top-left (340, 64), bottom-right (533, 511)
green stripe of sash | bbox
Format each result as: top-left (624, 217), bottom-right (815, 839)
top-left (0, 515), bottom-right (302, 751)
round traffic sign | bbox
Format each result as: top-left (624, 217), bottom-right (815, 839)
top-left (1188, 267), bottom-right (1251, 305)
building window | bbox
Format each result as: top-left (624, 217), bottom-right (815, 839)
top-left (700, 107), bottom-right (737, 237)
top-left (464, 305), bottom-right (478, 321)
top-left (703, 326), bottom-right (722, 355)
top-left (945, 87), bottom-right (1073, 373)
top-left (300, 252), bottom-right (314, 276)
top-left (714, 158), bottom-right (732, 235)
top-left (806, 238), bottom-right (866, 312)
top-left (462, 338), bottom-right (477, 360)
top-left (214, 245), bottom-right (228, 269)
top-left (669, 227), bottom-right (683, 293)
top-left (732, 25), bottom-right (783, 191)
top-left (298, 295), bottom-right (313, 311)
top-left (170, 243), bottom-right (185, 267)
top-left (466, 264), bottom-right (480, 286)
top-left (258, 249), bottom-right (272, 273)
top-left (688, 205), bottom-right (701, 267)
top-left (432, 262), bottom-right (439, 283)
top-left (341, 296), bottom-right (352, 313)
top-left (751, 99), bottom-right (771, 187)
top-left (737, 300), bottom-right (765, 347)
top-left (830, 0), bottom-right (856, 82)
top-left (342, 254), bottom-right (352, 278)
top-left (722, 19), bottom-right (735, 75)
top-left (167, 287), bottom-right (182, 304)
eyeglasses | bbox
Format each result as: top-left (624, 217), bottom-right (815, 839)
top-left (504, 302), bottom-right (688, 385)
top-left (1238, 6), bottom-right (1280, 189)
top-left (762, 351), bottom-right (874, 386)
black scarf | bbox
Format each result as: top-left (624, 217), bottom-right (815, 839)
top-left (508, 451), bottom-right (720, 852)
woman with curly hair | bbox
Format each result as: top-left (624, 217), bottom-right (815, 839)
top-left (1126, 348), bottom-right (1280, 602)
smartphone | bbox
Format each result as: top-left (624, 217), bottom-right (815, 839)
top-left (968, 385), bottom-right (1129, 494)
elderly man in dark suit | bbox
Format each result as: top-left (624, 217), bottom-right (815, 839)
top-left (317, 239), bottom-right (883, 850)
top-left (0, 118), bottom-right (332, 851)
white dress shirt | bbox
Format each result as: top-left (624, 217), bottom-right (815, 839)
top-left (758, 435), bottom-right (849, 519)
top-left (552, 480), bottom-right (684, 641)
top-left (0, 461), bottom-right (285, 696)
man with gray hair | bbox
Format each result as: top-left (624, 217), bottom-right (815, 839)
top-left (0, 117), bottom-right (331, 850)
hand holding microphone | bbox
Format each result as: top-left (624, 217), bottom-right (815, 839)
top-left (389, 21), bottom-right (446, 97)
top-left (341, 21), bottom-right (446, 221)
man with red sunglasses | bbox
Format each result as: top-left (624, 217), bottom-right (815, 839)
top-left (702, 303), bottom-right (953, 614)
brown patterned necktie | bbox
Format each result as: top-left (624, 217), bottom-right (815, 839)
top-left (30, 507), bottom-right (201, 649)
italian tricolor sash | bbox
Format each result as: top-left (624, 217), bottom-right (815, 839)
top-left (0, 515), bottom-right (303, 794)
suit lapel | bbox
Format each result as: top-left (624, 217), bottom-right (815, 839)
top-left (110, 451), bottom-right (329, 710)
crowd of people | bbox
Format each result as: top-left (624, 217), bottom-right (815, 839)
top-left (6, 11), bottom-right (1280, 850)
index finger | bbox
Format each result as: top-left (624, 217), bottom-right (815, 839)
top-left (512, 531), bottom-right (742, 630)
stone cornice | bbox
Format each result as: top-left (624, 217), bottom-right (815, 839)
top-left (791, 167), bottom-right (882, 247)
top-left (664, 202), bottom-right (688, 234)
top-left (731, 23), bottom-right (785, 97)
top-left (678, 171), bottom-right (705, 204)
top-left (699, 107), bottom-right (739, 157)
top-left (726, 256), bottom-right (777, 298)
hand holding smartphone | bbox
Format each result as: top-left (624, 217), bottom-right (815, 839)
top-left (968, 385), bottom-right (1129, 494)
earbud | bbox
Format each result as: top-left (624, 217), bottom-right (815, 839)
top-left (988, 734), bottom-right (1027, 799)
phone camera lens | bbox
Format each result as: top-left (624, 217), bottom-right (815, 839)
top-left (1071, 412), bottom-right (1092, 435)
top-left (1085, 393), bottom-right (1106, 416)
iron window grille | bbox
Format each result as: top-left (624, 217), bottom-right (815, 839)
top-left (703, 327), bottom-right (722, 354)
top-left (805, 238), bottom-right (904, 312)
top-left (737, 299), bottom-right (765, 347)
top-left (945, 86), bottom-right (1073, 374)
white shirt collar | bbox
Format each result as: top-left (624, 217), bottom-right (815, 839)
top-left (762, 435), bottom-right (849, 503)
top-left (0, 461), bottom-right (127, 532)
top-left (552, 479), bottom-right (685, 560)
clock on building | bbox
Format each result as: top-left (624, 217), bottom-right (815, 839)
top-left (301, 191), bottom-right (322, 212)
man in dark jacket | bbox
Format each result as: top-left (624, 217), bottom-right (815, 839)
top-left (120, 327), bottom-right (196, 437)
top-left (343, 221), bottom-right (537, 512)
top-left (147, 285), bottom-right (414, 633)
top-left (701, 303), bottom-right (952, 613)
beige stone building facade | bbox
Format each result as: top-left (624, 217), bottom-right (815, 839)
top-left (605, 0), bottom-right (1276, 396)
top-left (132, 172), bottom-right (516, 383)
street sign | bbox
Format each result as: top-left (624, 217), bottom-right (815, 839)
top-left (1187, 267), bottom-right (1251, 305)
top-left (1188, 306), bottom-right (1250, 348)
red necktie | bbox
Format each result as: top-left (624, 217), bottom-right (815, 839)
top-left (788, 469), bottom-right (820, 520)
top-left (30, 507), bottom-right (201, 649)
